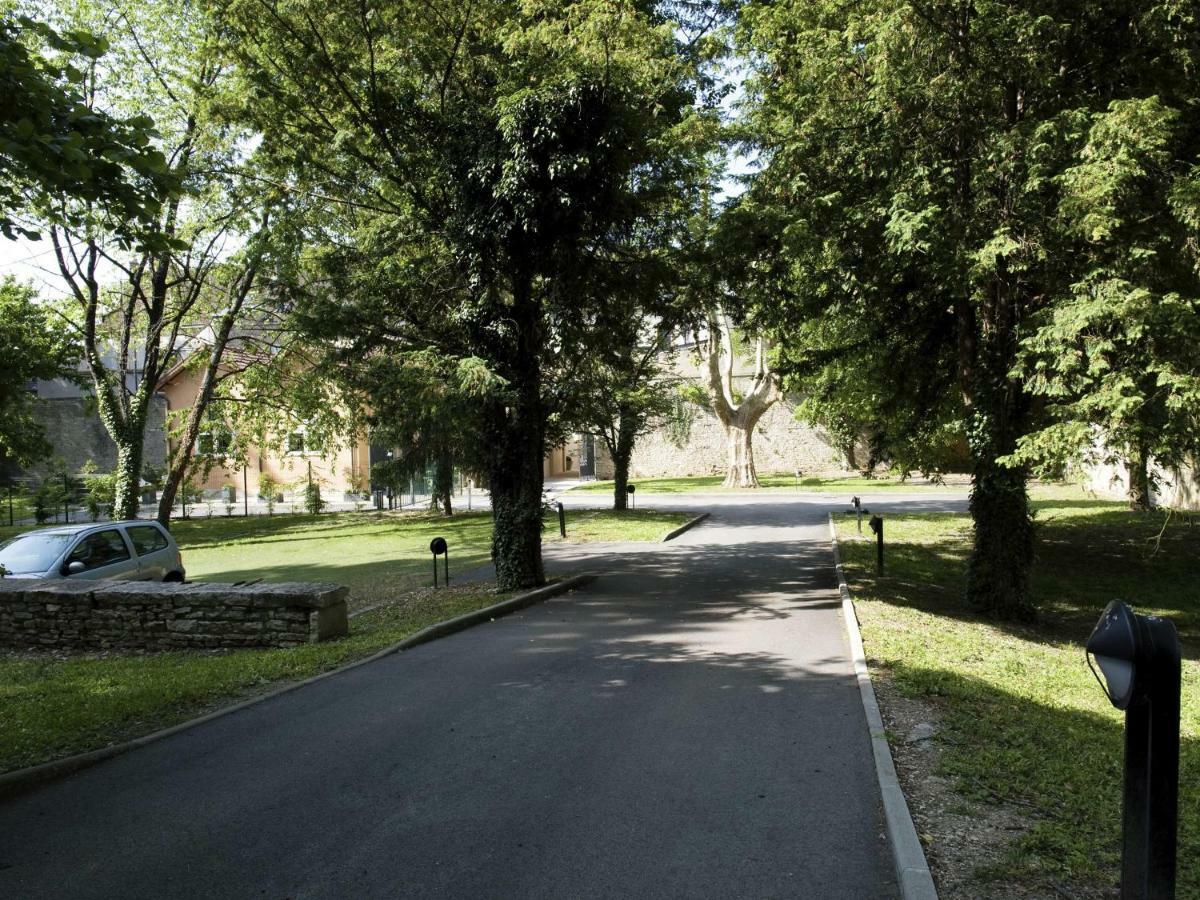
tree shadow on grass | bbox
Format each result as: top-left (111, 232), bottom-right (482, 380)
top-left (839, 511), bottom-right (1200, 658)
top-left (881, 659), bottom-right (1199, 898)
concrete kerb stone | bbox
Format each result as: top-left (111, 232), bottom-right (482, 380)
top-left (828, 513), bottom-right (939, 900)
top-left (0, 572), bottom-right (596, 803)
top-left (661, 512), bottom-right (709, 542)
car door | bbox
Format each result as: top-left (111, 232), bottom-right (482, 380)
top-left (123, 524), bottom-right (172, 580)
top-left (61, 529), bottom-right (138, 580)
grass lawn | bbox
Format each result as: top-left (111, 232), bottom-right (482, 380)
top-left (571, 473), bottom-right (963, 494)
top-left (835, 485), bottom-right (1199, 895)
top-left (0, 505), bottom-right (689, 774)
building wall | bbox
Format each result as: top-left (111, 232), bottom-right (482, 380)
top-left (159, 369), bottom-right (371, 501)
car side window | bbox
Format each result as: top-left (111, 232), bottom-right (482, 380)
top-left (126, 525), bottom-right (169, 556)
top-left (66, 530), bottom-right (132, 572)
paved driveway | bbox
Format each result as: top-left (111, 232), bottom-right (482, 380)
top-left (0, 492), bottom-right (966, 899)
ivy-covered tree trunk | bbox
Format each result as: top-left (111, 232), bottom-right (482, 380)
top-left (111, 432), bottom-right (145, 521)
top-left (432, 451), bottom-right (454, 516)
top-left (608, 413), bottom-right (637, 511)
top-left (963, 289), bottom-right (1036, 621)
top-left (488, 297), bottom-right (545, 591)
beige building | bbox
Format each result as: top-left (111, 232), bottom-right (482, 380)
top-left (157, 360), bottom-right (371, 503)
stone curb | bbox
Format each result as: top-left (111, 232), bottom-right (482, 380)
top-left (0, 573), bottom-right (596, 803)
top-left (828, 514), bottom-right (939, 900)
top-left (661, 512), bottom-right (710, 542)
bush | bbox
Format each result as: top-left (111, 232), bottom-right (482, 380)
top-left (304, 481), bottom-right (325, 515)
top-left (258, 474), bottom-right (280, 515)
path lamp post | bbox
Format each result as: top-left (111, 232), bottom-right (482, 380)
top-left (430, 537), bottom-right (449, 587)
top-left (868, 515), bottom-right (883, 574)
top-left (851, 496), bottom-right (862, 533)
top-left (1086, 600), bottom-right (1181, 899)
top-left (626, 484), bottom-right (636, 509)
top-left (557, 501), bottom-right (566, 538)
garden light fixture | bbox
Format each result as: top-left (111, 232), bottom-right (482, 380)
top-left (1086, 600), bottom-right (1181, 899)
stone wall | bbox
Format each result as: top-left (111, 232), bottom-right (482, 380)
top-left (589, 342), bottom-right (848, 480)
top-left (20, 395), bottom-right (168, 480)
top-left (609, 396), bottom-right (847, 480)
top-left (1081, 456), bottom-right (1200, 511)
top-left (0, 580), bottom-right (349, 652)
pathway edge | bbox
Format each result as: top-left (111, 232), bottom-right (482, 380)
top-left (661, 512), bottom-right (709, 541)
top-left (828, 513), bottom-right (939, 900)
top-left (0, 573), bottom-right (595, 802)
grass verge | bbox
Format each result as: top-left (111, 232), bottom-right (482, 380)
top-left (835, 487), bottom-right (1199, 895)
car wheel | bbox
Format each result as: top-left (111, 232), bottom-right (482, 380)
top-left (163, 571), bottom-right (184, 583)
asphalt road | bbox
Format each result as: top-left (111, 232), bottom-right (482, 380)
top-left (0, 491), bottom-right (966, 899)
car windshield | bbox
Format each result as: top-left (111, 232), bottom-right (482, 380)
top-left (0, 533), bottom-right (75, 575)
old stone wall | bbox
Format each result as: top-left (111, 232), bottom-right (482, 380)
top-left (593, 396), bottom-right (848, 480)
top-left (589, 342), bottom-right (848, 480)
top-left (20, 395), bottom-right (168, 480)
top-left (0, 580), bottom-right (349, 651)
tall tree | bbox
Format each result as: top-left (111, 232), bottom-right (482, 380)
top-left (219, 0), bottom-right (715, 589)
top-left (698, 310), bottom-right (781, 488)
top-left (737, 0), bottom-right (1200, 618)
top-left (40, 0), bottom-right (284, 521)
top-left (1009, 96), bottom-right (1200, 509)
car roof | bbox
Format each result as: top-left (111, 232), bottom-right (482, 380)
top-left (18, 520), bottom-right (163, 538)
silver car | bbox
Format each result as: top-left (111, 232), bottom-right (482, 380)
top-left (0, 521), bottom-right (186, 582)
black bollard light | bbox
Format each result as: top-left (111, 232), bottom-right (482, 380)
top-left (1087, 600), bottom-right (1180, 899)
top-left (430, 537), bottom-right (449, 587)
top-left (557, 501), bottom-right (566, 538)
top-left (868, 515), bottom-right (883, 574)
top-left (852, 496), bottom-right (862, 533)
top-left (626, 484), bottom-right (636, 509)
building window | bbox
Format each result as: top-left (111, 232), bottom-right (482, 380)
top-left (197, 428), bottom-right (233, 458)
top-left (286, 428), bottom-right (320, 455)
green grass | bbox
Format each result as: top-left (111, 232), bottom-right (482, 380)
top-left (571, 473), bottom-right (960, 494)
top-left (0, 505), bottom-right (689, 774)
top-left (546, 508), bottom-right (692, 542)
top-left (835, 485), bottom-right (1200, 895)
top-left (175, 510), bottom-right (497, 610)
top-left (0, 584), bottom-right (513, 773)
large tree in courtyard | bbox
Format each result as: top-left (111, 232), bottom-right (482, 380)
top-left (218, 0), bottom-right (716, 589)
top-left (736, 0), bottom-right (1200, 618)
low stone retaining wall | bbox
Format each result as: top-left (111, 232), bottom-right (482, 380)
top-left (0, 580), bottom-right (349, 651)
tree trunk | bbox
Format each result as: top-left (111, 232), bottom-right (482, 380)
top-left (963, 279), bottom-right (1035, 621)
top-left (111, 438), bottom-right (144, 521)
top-left (432, 451), bottom-right (454, 516)
top-left (609, 416), bottom-right (636, 511)
top-left (1127, 444), bottom-right (1154, 511)
top-left (722, 406), bottom-right (771, 488)
top-left (487, 293), bottom-right (545, 591)
top-left (701, 310), bottom-right (781, 490)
